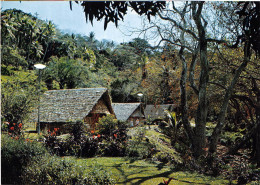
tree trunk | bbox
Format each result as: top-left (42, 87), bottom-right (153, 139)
top-left (178, 3), bottom-right (194, 146)
top-left (256, 107), bottom-right (260, 167)
top-left (179, 45), bottom-right (194, 144)
top-left (194, 41), bottom-right (208, 157)
top-left (209, 37), bottom-right (250, 153)
top-left (253, 77), bottom-right (260, 167)
top-left (209, 58), bottom-right (249, 153)
top-left (192, 1), bottom-right (208, 157)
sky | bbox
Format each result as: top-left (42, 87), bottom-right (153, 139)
top-left (1, 1), bottom-right (143, 44)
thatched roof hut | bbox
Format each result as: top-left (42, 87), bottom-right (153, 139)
top-left (112, 103), bottom-right (144, 126)
top-left (144, 104), bottom-right (175, 120)
top-left (30, 88), bottom-right (114, 130)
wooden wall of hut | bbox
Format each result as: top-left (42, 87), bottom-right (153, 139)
top-left (84, 113), bottom-right (106, 130)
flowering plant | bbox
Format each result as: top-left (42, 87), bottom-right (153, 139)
top-left (44, 128), bottom-right (60, 154)
top-left (7, 122), bottom-right (23, 138)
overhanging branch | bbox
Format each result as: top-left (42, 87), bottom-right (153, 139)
top-left (158, 12), bottom-right (199, 41)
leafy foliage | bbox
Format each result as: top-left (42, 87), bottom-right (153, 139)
top-left (22, 155), bottom-right (115, 185)
top-left (1, 135), bottom-right (48, 184)
top-left (1, 72), bottom-right (38, 123)
top-left (6, 122), bottom-right (24, 138)
top-left (77, 1), bottom-right (166, 30)
top-left (1, 9), bottom-right (56, 68)
top-left (43, 56), bottom-right (88, 89)
top-left (126, 127), bottom-right (155, 159)
top-left (97, 114), bottom-right (119, 136)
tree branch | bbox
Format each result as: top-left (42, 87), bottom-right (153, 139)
top-left (208, 81), bottom-right (227, 90)
top-left (158, 12), bottom-right (199, 40)
top-left (189, 45), bottom-right (199, 95)
top-left (232, 94), bottom-right (256, 109)
top-left (156, 25), bottom-right (194, 52)
top-left (228, 120), bottom-right (259, 154)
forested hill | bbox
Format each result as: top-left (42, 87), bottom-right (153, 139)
top-left (1, 8), bottom-right (178, 104)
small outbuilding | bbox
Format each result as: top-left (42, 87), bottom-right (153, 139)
top-left (144, 104), bottom-right (175, 122)
top-left (112, 103), bottom-right (144, 126)
top-left (29, 88), bottom-right (115, 131)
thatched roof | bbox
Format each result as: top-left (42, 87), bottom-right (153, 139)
top-left (112, 103), bottom-right (144, 121)
top-left (30, 88), bottom-right (114, 123)
top-left (144, 104), bottom-right (175, 120)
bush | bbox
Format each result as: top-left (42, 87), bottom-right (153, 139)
top-left (44, 127), bottom-right (60, 154)
top-left (1, 121), bottom-right (24, 137)
top-left (22, 155), bottom-right (115, 185)
top-left (1, 77), bottom-right (38, 124)
top-left (45, 121), bottom-right (91, 157)
top-left (154, 152), bottom-right (172, 163)
top-left (126, 128), bottom-right (155, 159)
top-left (99, 138), bottom-right (126, 157)
top-left (1, 121), bottom-right (9, 132)
top-left (1, 135), bottom-right (48, 184)
top-left (95, 116), bottom-right (128, 157)
top-left (69, 120), bottom-right (87, 144)
top-left (97, 114), bottom-right (118, 136)
top-left (45, 119), bottom-right (128, 158)
top-left (81, 138), bottom-right (99, 157)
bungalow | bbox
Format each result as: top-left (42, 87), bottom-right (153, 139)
top-left (144, 104), bottom-right (175, 123)
top-left (112, 103), bottom-right (144, 126)
top-left (29, 88), bottom-right (115, 132)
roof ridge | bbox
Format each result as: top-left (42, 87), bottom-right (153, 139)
top-left (46, 87), bottom-right (107, 92)
top-left (112, 102), bottom-right (141, 104)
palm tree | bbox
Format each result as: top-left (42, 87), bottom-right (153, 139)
top-left (86, 31), bottom-right (98, 50)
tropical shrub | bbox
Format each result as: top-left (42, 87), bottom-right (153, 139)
top-left (44, 119), bottom-right (128, 157)
top-left (1, 121), bottom-right (9, 132)
top-left (59, 121), bottom-right (98, 157)
top-left (57, 120), bottom-right (88, 156)
top-left (50, 121), bottom-right (99, 157)
top-left (96, 116), bottom-right (128, 157)
top-left (126, 128), bottom-right (155, 158)
top-left (1, 135), bottom-right (48, 184)
top-left (154, 152), bottom-right (172, 163)
top-left (69, 120), bottom-right (87, 144)
top-left (22, 155), bottom-right (115, 185)
top-left (97, 114), bottom-right (118, 136)
top-left (7, 122), bottom-right (24, 138)
top-left (99, 136), bottom-right (127, 157)
top-left (1, 73), bottom-right (38, 124)
top-left (44, 127), bottom-right (60, 154)
top-left (81, 137), bottom-right (99, 157)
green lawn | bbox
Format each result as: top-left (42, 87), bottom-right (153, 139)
top-left (74, 157), bottom-right (234, 185)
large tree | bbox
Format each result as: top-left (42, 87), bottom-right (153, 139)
top-left (79, 1), bottom-right (259, 158)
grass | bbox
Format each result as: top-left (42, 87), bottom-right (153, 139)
top-left (73, 157), bottom-right (234, 185)
top-left (128, 126), bottom-right (182, 163)
top-left (145, 127), bottom-right (182, 163)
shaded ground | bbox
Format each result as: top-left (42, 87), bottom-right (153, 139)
top-left (74, 157), bottom-right (233, 185)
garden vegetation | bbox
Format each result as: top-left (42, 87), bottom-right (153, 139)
top-left (1, 2), bottom-right (260, 184)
